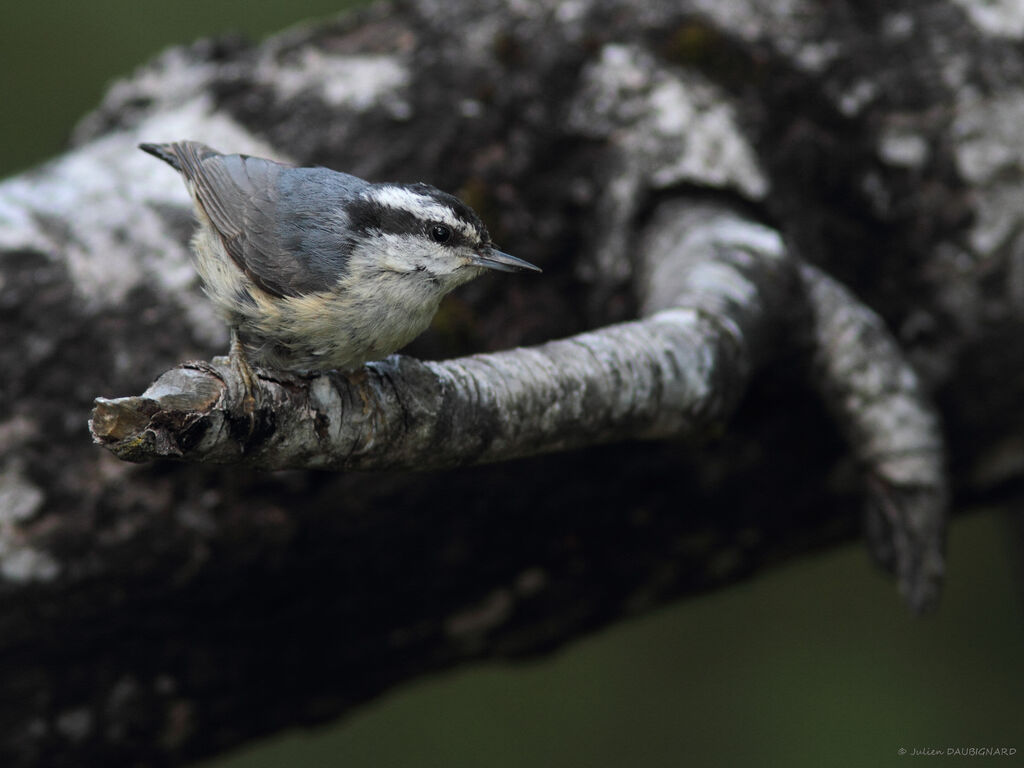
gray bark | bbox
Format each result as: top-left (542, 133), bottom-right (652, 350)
top-left (0, 0), bottom-right (1018, 765)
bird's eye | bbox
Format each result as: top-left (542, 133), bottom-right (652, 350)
top-left (430, 224), bottom-right (452, 244)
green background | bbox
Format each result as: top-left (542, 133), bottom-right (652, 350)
top-left (2, 3), bottom-right (1022, 767)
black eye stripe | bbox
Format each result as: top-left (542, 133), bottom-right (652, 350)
top-left (351, 188), bottom-right (491, 246)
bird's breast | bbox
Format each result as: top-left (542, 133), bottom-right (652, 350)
top-left (239, 267), bottom-right (444, 371)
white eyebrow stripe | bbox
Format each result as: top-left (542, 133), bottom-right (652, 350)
top-left (368, 186), bottom-right (478, 239)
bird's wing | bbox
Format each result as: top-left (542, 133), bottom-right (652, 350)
top-left (145, 141), bottom-right (350, 298)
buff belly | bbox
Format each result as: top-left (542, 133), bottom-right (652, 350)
top-left (190, 226), bottom-right (443, 372)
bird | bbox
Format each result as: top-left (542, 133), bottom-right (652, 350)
top-left (140, 141), bottom-right (540, 403)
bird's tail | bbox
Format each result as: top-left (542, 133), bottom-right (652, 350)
top-left (138, 142), bottom-right (185, 171)
top-left (139, 141), bottom-right (222, 173)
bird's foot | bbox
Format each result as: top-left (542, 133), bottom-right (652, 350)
top-left (228, 330), bottom-right (258, 436)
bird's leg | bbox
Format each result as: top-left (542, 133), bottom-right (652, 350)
top-left (228, 327), bottom-right (258, 418)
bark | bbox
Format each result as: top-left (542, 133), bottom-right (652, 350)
top-left (0, 0), bottom-right (1018, 765)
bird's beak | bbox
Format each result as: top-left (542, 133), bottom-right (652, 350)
top-left (471, 248), bottom-right (542, 273)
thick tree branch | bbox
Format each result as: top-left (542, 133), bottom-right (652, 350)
top-left (8, 0), bottom-right (1021, 763)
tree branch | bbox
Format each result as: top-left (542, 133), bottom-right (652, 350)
top-left (10, 0), bottom-right (1016, 762)
top-left (798, 263), bottom-right (946, 611)
top-left (89, 199), bottom-right (947, 611)
top-left (91, 204), bottom-right (791, 470)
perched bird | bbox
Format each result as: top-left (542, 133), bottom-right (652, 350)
top-left (140, 141), bottom-right (539, 393)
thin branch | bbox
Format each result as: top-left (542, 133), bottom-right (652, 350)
top-left (799, 263), bottom-right (947, 611)
top-left (89, 199), bottom-right (949, 611)
top-left (91, 203), bottom-right (794, 471)
top-left (638, 203), bottom-right (949, 612)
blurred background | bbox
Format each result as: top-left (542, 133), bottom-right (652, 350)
top-left (2, 3), bottom-right (1022, 766)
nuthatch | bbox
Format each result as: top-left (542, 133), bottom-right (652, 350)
top-left (140, 141), bottom-right (539, 393)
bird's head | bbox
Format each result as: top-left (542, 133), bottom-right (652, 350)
top-left (350, 182), bottom-right (540, 288)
